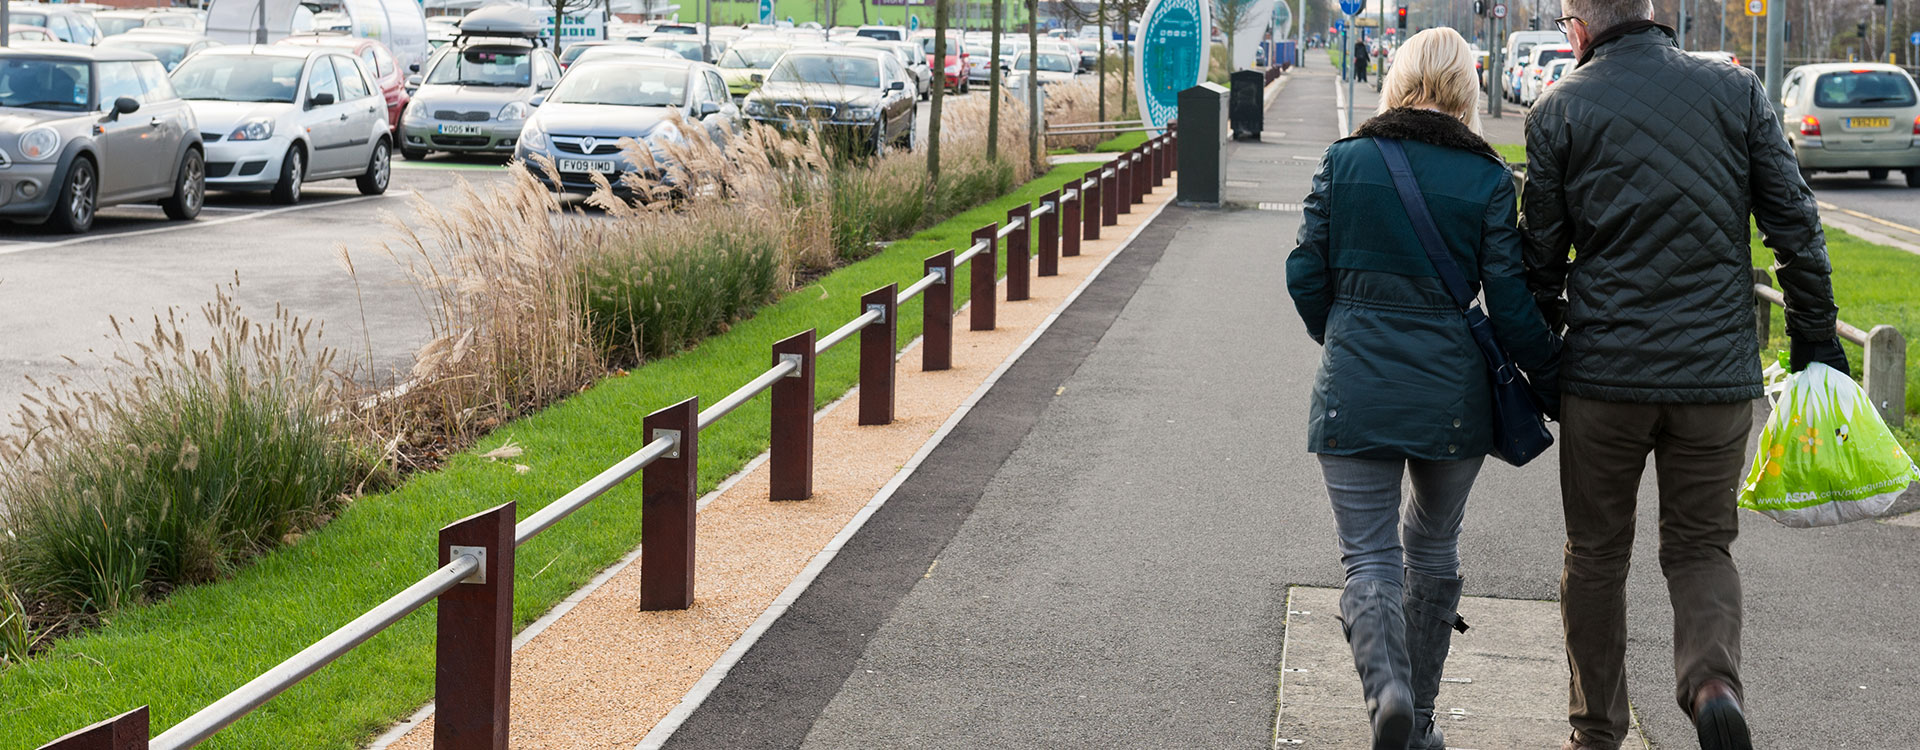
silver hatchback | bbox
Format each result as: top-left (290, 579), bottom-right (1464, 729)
top-left (1781, 63), bottom-right (1920, 187)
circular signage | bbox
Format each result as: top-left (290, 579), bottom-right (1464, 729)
top-left (1492, 3), bottom-right (1507, 18)
top-left (1135, 0), bottom-right (1210, 131)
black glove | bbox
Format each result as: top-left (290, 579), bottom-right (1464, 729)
top-left (1789, 336), bottom-right (1850, 375)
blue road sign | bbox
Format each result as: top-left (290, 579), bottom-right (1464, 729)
top-left (1338, 0), bottom-right (1363, 16)
top-left (758, 0), bottom-right (774, 24)
top-left (1334, 17), bottom-right (1346, 31)
top-left (909, 13), bottom-right (920, 31)
top-left (1911, 31), bottom-right (1920, 46)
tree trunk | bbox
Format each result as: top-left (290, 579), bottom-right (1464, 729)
top-left (1120, 13), bottom-right (1130, 119)
top-left (1097, 0), bottom-right (1107, 122)
top-left (1028, 0), bottom-right (1040, 171)
top-left (929, 0), bottom-right (948, 203)
top-left (990, 0), bottom-right (1003, 162)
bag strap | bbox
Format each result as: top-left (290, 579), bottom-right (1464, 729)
top-left (1372, 137), bottom-right (1477, 312)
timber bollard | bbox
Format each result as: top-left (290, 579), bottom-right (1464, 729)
top-left (1083, 177), bottom-right (1102, 240)
top-left (1006, 204), bottom-right (1031, 301)
top-left (858, 284), bottom-right (897, 426)
top-left (1037, 190), bottom-right (1060, 276)
top-left (436, 502), bottom-right (516, 750)
top-left (641, 398), bottom-right (699, 610)
top-left (922, 251), bottom-right (954, 371)
top-left (970, 224), bottom-right (998, 331)
top-left (770, 329), bottom-right (817, 501)
top-left (1062, 190), bottom-right (1082, 257)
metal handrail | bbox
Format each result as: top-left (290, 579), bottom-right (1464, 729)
top-left (954, 236), bottom-right (992, 265)
top-left (1031, 201), bottom-right (1053, 218)
top-left (816, 308), bottom-right (884, 355)
top-left (697, 358), bottom-right (800, 430)
top-left (995, 216), bottom-right (1026, 240)
top-left (147, 555), bottom-right (483, 750)
top-left (514, 436), bottom-right (677, 547)
top-left (898, 271), bottom-right (941, 303)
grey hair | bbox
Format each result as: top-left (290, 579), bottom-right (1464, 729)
top-left (1562, 0), bottom-right (1654, 35)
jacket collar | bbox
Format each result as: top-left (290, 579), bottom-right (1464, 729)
top-left (1351, 107), bottom-right (1501, 164)
top-left (1577, 21), bottom-right (1675, 66)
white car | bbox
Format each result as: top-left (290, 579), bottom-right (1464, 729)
top-left (1010, 51), bottom-right (1077, 86)
top-left (170, 45), bottom-right (392, 203)
top-left (1521, 57), bottom-right (1573, 105)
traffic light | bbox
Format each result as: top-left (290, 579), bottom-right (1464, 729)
top-left (1472, 0), bottom-right (1484, 16)
top-left (1529, 16), bottom-right (1539, 29)
top-left (1397, 7), bottom-right (1408, 28)
top-left (1857, 21), bottom-right (1869, 37)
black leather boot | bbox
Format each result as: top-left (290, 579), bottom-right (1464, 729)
top-left (1403, 569), bottom-right (1470, 750)
top-left (1339, 579), bottom-right (1415, 750)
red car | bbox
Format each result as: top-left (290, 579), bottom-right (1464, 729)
top-left (912, 31), bottom-right (971, 93)
top-left (281, 33), bottom-right (410, 130)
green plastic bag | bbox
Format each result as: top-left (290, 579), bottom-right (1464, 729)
top-left (1740, 361), bottom-right (1919, 527)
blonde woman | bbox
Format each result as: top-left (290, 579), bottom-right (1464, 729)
top-left (1285, 28), bottom-right (1561, 750)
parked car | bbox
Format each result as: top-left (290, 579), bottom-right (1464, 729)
top-left (1521, 57), bottom-right (1573, 105)
top-left (1511, 44), bottom-right (1572, 103)
top-left (9, 27), bottom-right (59, 43)
top-left (743, 48), bottom-right (916, 154)
top-left (854, 25), bottom-right (907, 42)
top-left (170, 45), bottom-right (391, 203)
top-left (1780, 62), bottom-right (1920, 187)
top-left (94, 8), bottom-right (203, 38)
top-left (848, 40), bottom-right (930, 100)
top-left (398, 5), bottom-right (559, 159)
top-left (280, 33), bottom-right (409, 129)
top-left (567, 45), bottom-right (680, 67)
top-left (100, 30), bottom-right (220, 72)
top-left (1072, 38), bottom-right (1099, 72)
top-left (557, 40), bottom-right (618, 69)
top-left (912, 30), bottom-right (971, 93)
top-left (11, 5), bottom-right (105, 46)
top-left (1011, 50), bottom-right (1077, 86)
top-left (515, 58), bottom-right (737, 196)
top-left (0, 46), bottom-right (204, 232)
top-left (716, 39), bottom-right (790, 98)
top-left (641, 36), bottom-right (711, 62)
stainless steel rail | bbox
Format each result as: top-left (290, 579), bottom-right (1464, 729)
top-left (514, 436), bottom-right (676, 546)
top-left (898, 271), bottom-right (941, 303)
top-left (816, 308), bottom-right (884, 355)
top-left (954, 236), bottom-right (992, 265)
top-left (697, 359), bottom-right (800, 430)
top-left (147, 555), bottom-right (483, 750)
top-left (995, 216), bottom-right (1026, 239)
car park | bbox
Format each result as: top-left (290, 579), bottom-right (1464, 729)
top-left (1780, 63), bottom-right (1920, 187)
top-left (516, 57), bottom-right (737, 196)
top-left (743, 47), bottom-right (916, 154)
top-left (398, 5), bottom-right (558, 160)
top-left (0, 46), bottom-right (205, 233)
top-left (280, 33), bottom-right (409, 129)
top-left (99, 30), bottom-right (221, 72)
top-left (95, 8), bottom-right (204, 38)
top-left (170, 45), bottom-right (391, 203)
top-left (716, 38), bottom-right (791, 98)
top-left (848, 40), bottom-right (930, 100)
top-left (11, 5), bottom-right (105, 46)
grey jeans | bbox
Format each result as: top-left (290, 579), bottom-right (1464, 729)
top-left (1318, 454), bottom-right (1487, 586)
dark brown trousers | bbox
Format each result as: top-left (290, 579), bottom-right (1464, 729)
top-left (1559, 394), bottom-right (1751, 748)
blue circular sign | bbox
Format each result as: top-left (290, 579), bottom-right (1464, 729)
top-left (1339, 0), bottom-right (1364, 17)
top-left (1136, 0), bottom-right (1208, 130)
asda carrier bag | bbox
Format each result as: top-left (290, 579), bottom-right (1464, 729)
top-left (1739, 360), bottom-right (1920, 528)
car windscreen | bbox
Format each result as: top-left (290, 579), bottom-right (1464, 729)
top-left (856, 29), bottom-right (902, 41)
top-left (1533, 48), bottom-right (1572, 66)
top-left (917, 37), bottom-right (964, 56)
top-left (769, 54), bottom-right (879, 88)
top-left (98, 17), bottom-right (147, 36)
top-left (558, 44), bottom-right (599, 65)
top-left (170, 55), bottom-right (305, 102)
top-left (720, 45), bottom-right (785, 69)
top-left (105, 40), bottom-right (190, 70)
top-left (642, 38), bottom-right (704, 60)
top-left (426, 47), bottom-right (532, 86)
top-left (1512, 43), bottom-right (1535, 65)
top-left (1015, 53), bottom-right (1074, 73)
top-left (1812, 71), bottom-right (1918, 108)
top-left (0, 57), bottom-right (91, 110)
top-left (548, 65), bottom-right (685, 107)
top-left (12, 12), bottom-right (47, 27)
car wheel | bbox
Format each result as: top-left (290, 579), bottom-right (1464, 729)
top-left (271, 145), bottom-right (304, 205)
top-left (402, 145), bottom-right (429, 161)
top-left (160, 148), bottom-right (205, 221)
top-left (900, 123), bottom-right (916, 151)
top-left (49, 156), bottom-right (97, 234)
top-left (1868, 168), bottom-right (1889, 181)
top-left (1907, 169), bottom-right (1920, 188)
top-left (356, 139), bottom-right (391, 195)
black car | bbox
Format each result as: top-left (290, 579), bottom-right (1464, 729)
top-left (742, 48), bottom-right (916, 155)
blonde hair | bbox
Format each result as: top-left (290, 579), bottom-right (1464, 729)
top-left (1376, 28), bottom-right (1482, 133)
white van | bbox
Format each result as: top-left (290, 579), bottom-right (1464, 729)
top-left (1502, 29), bottom-right (1566, 103)
top-left (205, 0), bottom-right (429, 77)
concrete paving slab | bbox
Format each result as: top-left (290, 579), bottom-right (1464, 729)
top-left (1275, 587), bottom-right (1648, 750)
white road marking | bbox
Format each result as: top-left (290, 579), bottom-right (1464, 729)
top-left (0, 190), bottom-right (414, 257)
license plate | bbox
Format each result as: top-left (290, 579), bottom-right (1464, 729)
top-left (557, 158), bottom-right (618, 174)
top-left (1847, 117), bottom-right (1891, 129)
top-left (437, 123), bottom-right (482, 135)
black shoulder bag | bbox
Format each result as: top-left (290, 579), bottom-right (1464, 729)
top-left (1373, 137), bottom-right (1554, 467)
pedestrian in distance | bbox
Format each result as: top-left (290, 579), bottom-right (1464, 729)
top-left (1287, 27), bottom-right (1562, 750)
top-left (1354, 38), bottom-right (1372, 83)
top-left (1520, 0), bottom-right (1846, 748)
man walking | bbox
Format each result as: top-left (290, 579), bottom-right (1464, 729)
top-left (1353, 37), bottom-right (1370, 82)
top-left (1519, 1), bottom-right (1846, 749)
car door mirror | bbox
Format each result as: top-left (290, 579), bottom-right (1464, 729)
top-left (529, 94), bottom-right (546, 107)
top-left (699, 101), bottom-right (721, 117)
top-left (112, 96), bottom-right (140, 116)
top-left (410, 62), bottom-right (420, 73)
top-left (750, 73), bottom-right (763, 84)
top-left (888, 80), bottom-right (905, 91)
top-left (308, 92), bottom-right (335, 109)
top-left (406, 74), bottom-right (423, 89)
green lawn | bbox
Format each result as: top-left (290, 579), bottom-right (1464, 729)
top-left (1493, 143), bottom-right (1527, 164)
top-left (0, 162), bottom-right (1102, 749)
top-left (1095, 130), bottom-right (1149, 153)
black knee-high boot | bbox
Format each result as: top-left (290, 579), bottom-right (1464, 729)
top-left (1339, 579), bottom-right (1414, 750)
top-left (1402, 569), bottom-right (1470, 750)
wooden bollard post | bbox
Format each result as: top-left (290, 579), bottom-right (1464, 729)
top-left (37, 707), bottom-right (148, 750)
top-left (922, 250), bottom-right (954, 371)
top-left (858, 284), bottom-right (898, 426)
top-left (1116, 157), bottom-right (1133, 215)
top-left (1083, 176), bottom-right (1102, 240)
top-left (1752, 268), bottom-right (1773, 347)
top-left (1865, 325), bottom-right (1908, 428)
top-left (641, 397), bottom-right (698, 610)
top-left (1134, 150), bottom-right (1149, 200)
top-left (436, 502), bottom-right (516, 750)
top-left (1104, 165), bottom-right (1122, 223)
top-left (1037, 190), bottom-right (1060, 276)
top-left (1152, 139), bottom-right (1166, 187)
top-left (970, 224), bottom-right (998, 331)
top-left (1006, 204), bottom-right (1031, 301)
top-left (770, 329), bottom-right (817, 501)
top-left (1062, 189), bottom-right (1082, 257)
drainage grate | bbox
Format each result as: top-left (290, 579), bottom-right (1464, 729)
top-left (1256, 202), bottom-right (1303, 212)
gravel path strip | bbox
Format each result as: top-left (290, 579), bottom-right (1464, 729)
top-left (374, 182), bottom-right (1178, 750)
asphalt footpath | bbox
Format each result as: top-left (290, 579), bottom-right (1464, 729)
top-left (662, 69), bottom-right (1920, 749)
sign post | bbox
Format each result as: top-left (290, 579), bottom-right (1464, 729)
top-left (759, 0), bottom-right (775, 25)
top-left (909, 13), bottom-right (920, 31)
top-left (1135, 0), bottom-right (1212, 132)
top-left (1338, 0), bottom-right (1360, 131)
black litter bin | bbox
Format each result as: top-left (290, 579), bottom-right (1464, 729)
top-left (1229, 69), bottom-right (1266, 140)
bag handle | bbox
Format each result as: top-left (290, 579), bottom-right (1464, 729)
top-left (1372, 137), bottom-right (1478, 312)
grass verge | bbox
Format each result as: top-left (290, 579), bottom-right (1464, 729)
top-left (1096, 130), bottom-right (1150, 153)
top-left (0, 161), bottom-right (1103, 749)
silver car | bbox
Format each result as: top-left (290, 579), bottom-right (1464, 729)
top-left (399, 7), bottom-right (559, 159)
top-left (0, 46), bottom-right (205, 233)
top-left (515, 58), bottom-right (738, 197)
top-left (1781, 63), bottom-right (1920, 187)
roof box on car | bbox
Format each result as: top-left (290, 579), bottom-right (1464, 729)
top-left (457, 5), bottom-right (544, 38)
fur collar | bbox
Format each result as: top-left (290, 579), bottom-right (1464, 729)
top-left (1353, 108), bottom-right (1500, 163)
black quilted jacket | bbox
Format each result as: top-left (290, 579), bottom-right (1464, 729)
top-left (1520, 24), bottom-right (1838, 404)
